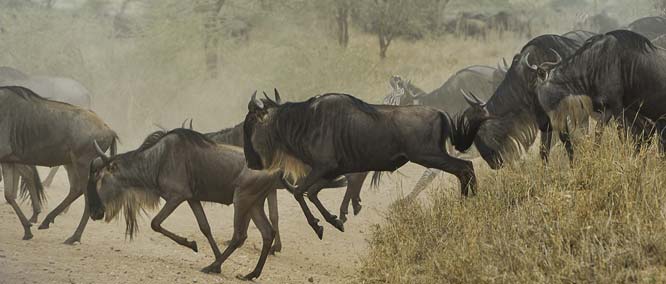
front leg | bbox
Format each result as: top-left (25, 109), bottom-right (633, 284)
top-left (307, 178), bottom-right (345, 232)
top-left (558, 124), bottom-right (574, 164)
top-left (285, 168), bottom-right (331, 239)
top-left (150, 198), bottom-right (196, 251)
top-left (539, 128), bottom-right (553, 163)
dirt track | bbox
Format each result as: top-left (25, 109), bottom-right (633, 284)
top-left (0, 163), bottom-right (442, 284)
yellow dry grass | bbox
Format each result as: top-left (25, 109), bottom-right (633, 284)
top-left (358, 127), bottom-right (666, 283)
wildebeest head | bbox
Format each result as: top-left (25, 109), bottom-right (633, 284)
top-left (463, 35), bottom-right (580, 169)
top-left (87, 138), bottom-right (161, 239)
top-left (243, 89), bottom-right (283, 170)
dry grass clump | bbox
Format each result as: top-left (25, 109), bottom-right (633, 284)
top-left (358, 128), bottom-right (666, 283)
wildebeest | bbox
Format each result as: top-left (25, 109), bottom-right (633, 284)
top-left (627, 16), bottom-right (666, 41)
top-left (535, 30), bottom-right (666, 149)
top-left (457, 34), bottom-right (585, 169)
top-left (382, 66), bottom-right (504, 198)
top-left (0, 66), bottom-right (93, 187)
top-left (243, 91), bottom-right (486, 238)
top-left (574, 12), bottom-right (620, 34)
top-left (0, 86), bottom-right (116, 243)
top-left (652, 34), bottom-right (666, 49)
top-left (204, 121), bottom-right (347, 253)
top-left (561, 30), bottom-right (598, 42)
top-left (87, 128), bottom-right (280, 280)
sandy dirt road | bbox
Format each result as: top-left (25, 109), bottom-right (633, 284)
top-left (0, 162), bottom-right (461, 284)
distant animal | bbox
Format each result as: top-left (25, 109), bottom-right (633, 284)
top-left (381, 65), bottom-right (505, 198)
top-left (535, 30), bottom-right (666, 151)
top-left (204, 121), bottom-right (348, 253)
top-left (561, 30), bottom-right (598, 42)
top-left (574, 12), bottom-right (620, 34)
top-left (457, 34), bottom-right (586, 169)
top-left (626, 16), bottom-right (666, 40)
top-left (0, 86), bottom-right (116, 243)
top-left (87, 128), bottom-right (282, 280)
top-left (456, 17), bottom-right (488, 39)
top-left (652, 34), bottom-right (666, 48)
top-left (243, 90), bottom-right (486, 239)
top-left (0, 66), bottom-right (93, 188)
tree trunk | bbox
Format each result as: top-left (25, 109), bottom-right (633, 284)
top-left (378, 31), bottom-right (392, 59)
top-left (196, 0), bottom-right (225, 79)
top-left (335, 3), bottom-right (350, 48)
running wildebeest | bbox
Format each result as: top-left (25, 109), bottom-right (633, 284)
top-left (627, 16), bottom-right (666, 41)
top-left (204, 120), bottom-right (347, 253)
top-left (381, 66), bottom-right (505, 199)
top-left (457, 34), bottom-right (586, 169)
top-left (243, 90), bottom-right (486, 238)
top-left (0, 66), bottom-right (93, 187)
top-left (534, 30), bottom-right (666, 149)
top-left (0, 86), bottom-right (116, 243)
top-left (87, 128), bottom-right (280, 280)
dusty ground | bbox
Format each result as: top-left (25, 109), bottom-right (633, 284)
top-left (0, 162), bottom-right (470, 284)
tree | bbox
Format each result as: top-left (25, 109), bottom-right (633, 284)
top-left (358, 0), bottom-right (449, 59)
top-left (334, 0), bottom-right (351, 47)
top-left (195, 0), bottom-right (225, 79)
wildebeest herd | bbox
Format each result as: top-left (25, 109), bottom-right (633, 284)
top-left (4, 15), bottom-right (666, 280)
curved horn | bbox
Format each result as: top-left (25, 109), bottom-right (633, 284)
top-left (262, 91), bottom-right (274, 104)
top-left (461, 89), bottom-right (481, 106)
top-left (502, 57), bottom-right (509, 69)
top-left (189, 118), bottom-right (193, 130)
top-left (251, 91), bottom-right (264, 109)
top-left (523, 53), bottom-right (538, 71)
top-left (93, 140), bottom-right (109, 162)
top-left (274, 88), bottom-right (282, 104)
top-left (539, 48), bottom-right (563, 67)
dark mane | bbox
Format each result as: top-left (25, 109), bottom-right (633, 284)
top-left (206, 122), bottom-right (244, 146)
top-left (137, 128), bottom-right (215, 153)
top-left (606, 30), bottom-right (656, 53)
top-left (520, 34), bottom-right (581, 54)
top-left (281, 93), bottom-right (380, 117)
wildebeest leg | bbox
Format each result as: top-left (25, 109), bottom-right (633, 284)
top-left (412, 153), bottom-right (476, 196)
top-left (2, 164), bottom-right (33, 240)
top-left (594, 110), bottom-right (613, 145)
top-left (559, 124), bottom-right (574, 164)
top-left (539, 129), bottom-right (553, 163)
top-left (236, 206), bottom-right (275, 281)
top-left (24, 167), bottom-right (42, 223)
top-left (151, 198), bottom-right (197, 251)
top-left (64, 164), bottom-right (91, 244)
top-left (307, 178), bottom-right (345, 232)
top-left (188, 200), bottom-right (222, 272)
top-left (202, 201), bottom-right (252, 274)
top-left (339, 172), bottom-right (368, 223)
top-left (656, 120), bottom-right (666, 154)
top-left (39, 164), bottom-right (82, 230)
top-left (406, 169), bottom-right (440, 200)
top-left (42, 167), bottom-right (59, 187)
top-left (266, 188), bottom-right (281, 254)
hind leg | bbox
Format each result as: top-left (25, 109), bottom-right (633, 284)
top-left (42, 167), bottom-right (59, 187)
top-left (411, 152), bottom-right (476, 197)
top-left (188, 200), bottom-right (222, 273)
top-left (237, 205), bottom-right (275, 281)
top-left (202, 201), bottom-right (252, 274)
top-left (266, 189), bottom-right (281, 254)
top-left (2, 164), bottom-right (32, 240)
top-left (339, 172), bottom-right (368, 223)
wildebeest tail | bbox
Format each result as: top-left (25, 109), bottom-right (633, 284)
top-left (370, 172), bottom-right (382, 188)
top-left (325, 176), bottom-right (348, 188)
top-left (18, 165), bottom-right (47, 210)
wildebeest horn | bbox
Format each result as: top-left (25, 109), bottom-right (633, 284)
top-left (274, 88), bottom-right (282, 104)
top-left (523, 53), bottom-right (538, 71)
top-left (189, 119), bottom-right (193, 130)
top-left (250, 91), bottom-right (264, 109)
top-left (502, 57), bottom-right (509, 69)
top-left (93, 140), bottom-right (109, 163)
top-left (181, 118), bottom-right (192, 129)
top-left (461, 89), bottom-right (486, 107)
top-left (539, 48), bottom-right (562, 67)
top-left (262, 91), bottom-right (273, 103)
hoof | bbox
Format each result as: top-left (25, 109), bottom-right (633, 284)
top-left (22, 232), bottom-right (34, 240)
top-left (236, 272), bottom-right (259, 281)
top-left (38, 221), bottom-right (51, 230)
top-left (330, 219), bottom-right (345, 232)
top-left (200, 264), bottom-right (221, 274)
top-left (352, 203), bottom-right (362, 215)
top-left (63, 237), bottom-right (80, 245)
top-left (269, 244), bottom-right (282, 255)
top-left (188, 241), bottom-right (198, 253)
top-left (313, 225), bottom-right (324, 240)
